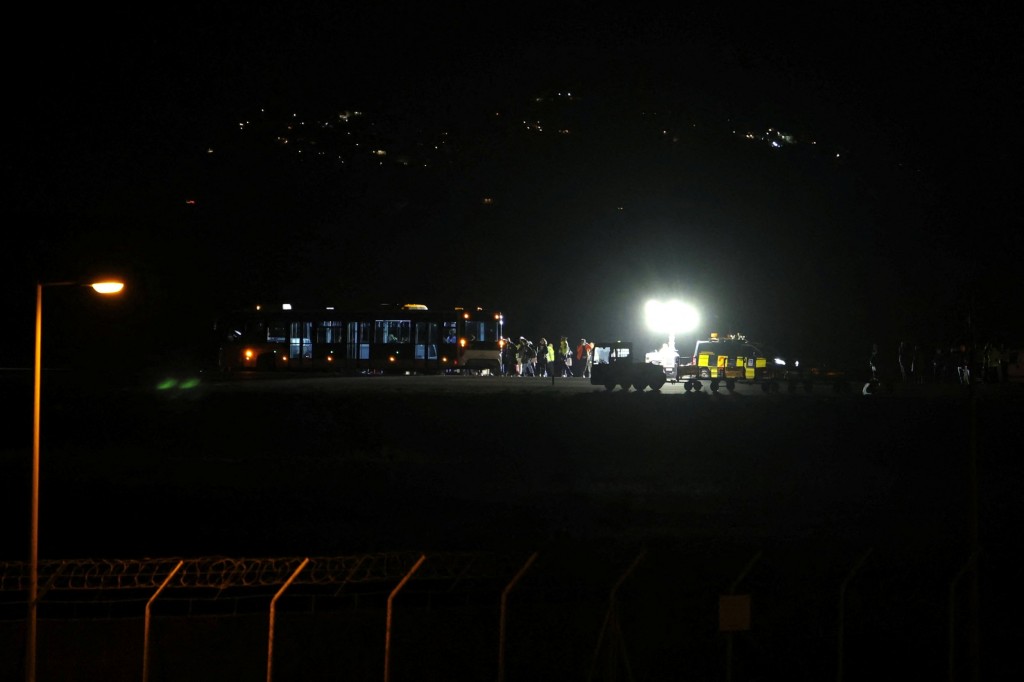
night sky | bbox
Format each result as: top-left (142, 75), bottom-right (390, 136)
top-left (4, 4), bottom-right (1021, 372)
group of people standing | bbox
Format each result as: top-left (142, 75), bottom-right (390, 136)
top-left (501, 336), bottom-right (594, 379)
top-left (885, 339), bottom-right (1011, 384)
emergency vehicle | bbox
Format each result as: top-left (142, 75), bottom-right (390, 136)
top-left (673, 332), bottom-right (856, 393)
top-left (674, 332), bottom-right (780, 392)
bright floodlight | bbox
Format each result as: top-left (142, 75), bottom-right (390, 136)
top-left (645, 299), bottom-right (699, 334)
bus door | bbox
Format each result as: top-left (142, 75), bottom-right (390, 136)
top-left (315, 319), bottom-right (344, 371)
top-left (413, 320), bottom-right (441, 373)
top-left (345, 321), bottom-right (372, 373)
top-left (289, 321), bottom-right (313, 369)
top-left (439, 320), bottom-right (459, 371)
top-left (372, 319), bottom-right (413, 372)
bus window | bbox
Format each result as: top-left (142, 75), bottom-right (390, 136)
top-left (316, 320), bottom-right (344, 344)
top-left (216, 304), bottom-right (503, 373)
top-left (442, 321), bottom-right (458, 344)
top-left (268, 322), bottom-right (287, 343)
top-left (462, 321), bottom-right (486, 342)
top-left (375, 319), bottom-right (411, 344)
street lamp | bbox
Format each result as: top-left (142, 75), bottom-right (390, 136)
top-left (644, 298), bottom-right (700, 370)
top-left (27, 279), bottom-right (124, 682)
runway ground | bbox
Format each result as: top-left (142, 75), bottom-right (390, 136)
top-left (0, 370), bottom-right (1020, 679)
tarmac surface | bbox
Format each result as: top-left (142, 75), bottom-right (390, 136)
top-left (0, 370), bottom-right (1021, 679)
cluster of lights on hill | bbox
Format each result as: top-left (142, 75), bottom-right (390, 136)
top-left (228, 88), bottom-right (847, 173)
top-left (236, 109), bottom-right (454, 170)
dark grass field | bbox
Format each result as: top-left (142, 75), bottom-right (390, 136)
top-left (1, 372), bottom-right (1021, 680)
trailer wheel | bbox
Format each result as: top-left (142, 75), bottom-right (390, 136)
top-left (619, 382), bottom-right (632, 392)
top-left (710, 379), bottom-right (720, 393)
top-left (726, 379), bottom-right (736, 391)
top-left (632, 381), bottom-right (647, 391)
top-left (604, 381), bottom-right (616, 391)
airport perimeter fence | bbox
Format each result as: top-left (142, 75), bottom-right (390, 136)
top-left (0, 545), bottom-right (998, 681)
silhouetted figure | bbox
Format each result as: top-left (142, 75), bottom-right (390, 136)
top-left (897, 341), bottom-right (911, 382)
top-left (932, 347), bottom-right (944, 383)
top-left (864, 343), bottom-right (881, 395)
top-left (950, 342), bottom-right (966, 385)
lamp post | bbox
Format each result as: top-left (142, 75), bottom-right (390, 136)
top-left (27, 279), bottom-right (124, 682)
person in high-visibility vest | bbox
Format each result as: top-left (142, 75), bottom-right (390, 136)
top-left (557, 336), bottom-right (573, 377)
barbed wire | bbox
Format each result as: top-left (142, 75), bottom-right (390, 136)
top-left (0, 551), bottom-right (528, 593)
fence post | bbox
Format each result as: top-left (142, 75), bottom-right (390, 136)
top-left (836, 548), bottom-right (872, 682)
top-left (589, 548), bottom-right (647, 681)
top-left (498, 551), bottom-right (538, 682)
top-left (142, 559), bottom-right (183, 682)
top-left (384, 554), bottom-right (426, 682)
top-left (948, 551), bottom-right (978, 682)
top-left (267, 557), bottom-right (309, 682)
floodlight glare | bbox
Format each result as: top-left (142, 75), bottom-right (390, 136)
top-left (645, 299), bottom-right (699, 335)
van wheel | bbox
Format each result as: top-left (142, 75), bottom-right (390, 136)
top-left (650, 375), bottom-right (666, 391)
